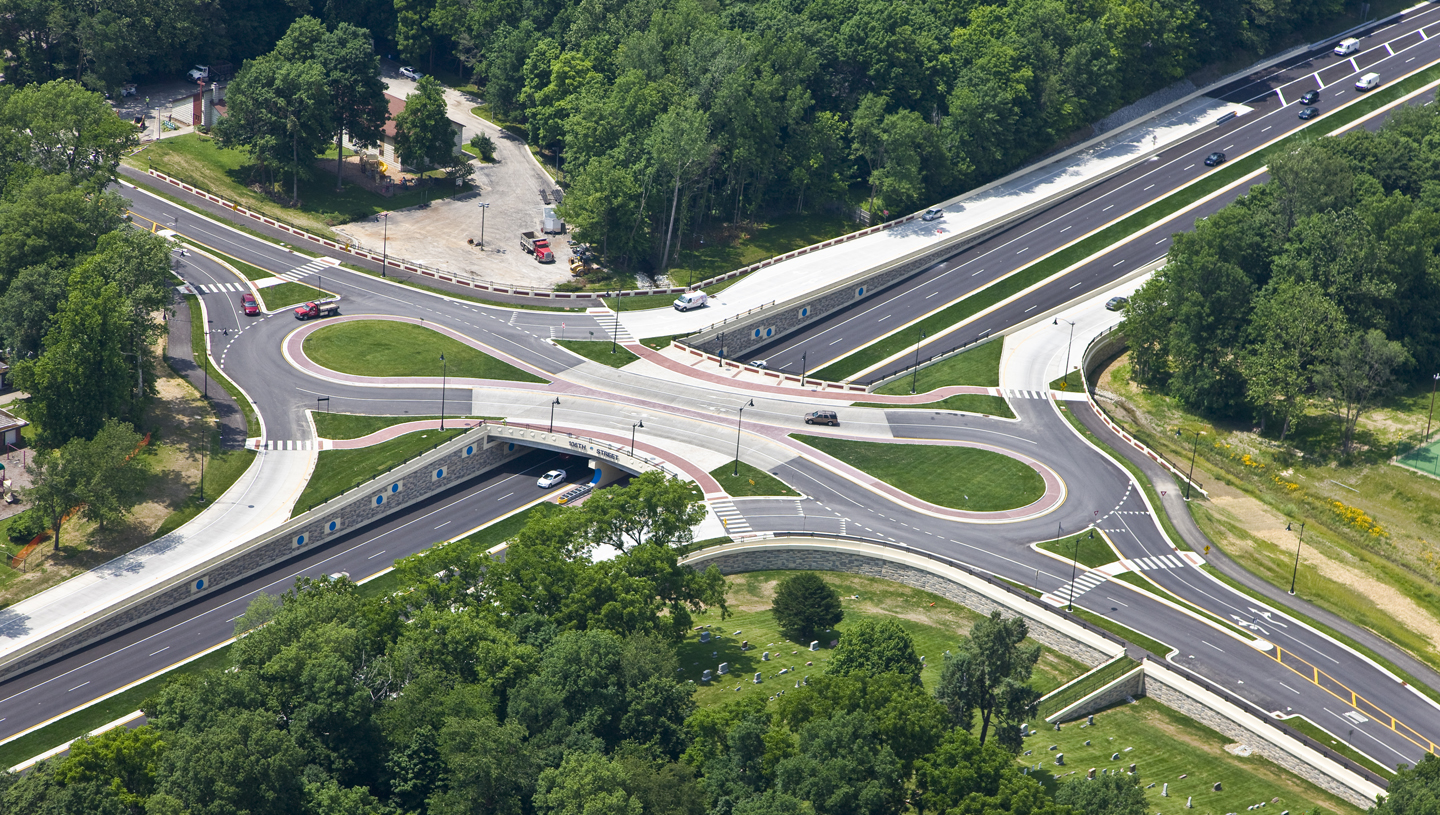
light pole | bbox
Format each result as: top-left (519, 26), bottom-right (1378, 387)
top-left (631, 420), bottom-right (643, 456)
top-left (609, 291), bottom-right (621, 354)
top-left (910, 330), bottom-right (927, 394)
top-left (800, 350), bottom-right (807, 388)
top-left (734, 399), bottom-right (754, 476)
top-left (1054, 317), bottom-right (1076, 386)
top-left (549, 397), bottom-right (560, 433)
top-left (1287, 520), bottom-right (1306, 595)
top-left (1176, 428), bottom-right (1204, 500)
top-left (477, 202), bottom-right (489, 248)
top-left (439, 354), bottom-right (447, 430)
top-left (718, 332), bottom-right (726, 368)
top-left (379, 212), bottom-right (389, 277)
top-left (1062, 525), bottom-right (1075, 611)
top-left (1425, 373), bottom-right (1440, 441)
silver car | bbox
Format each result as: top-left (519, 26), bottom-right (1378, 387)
top-left (537, 469), bottom-right (567, 488)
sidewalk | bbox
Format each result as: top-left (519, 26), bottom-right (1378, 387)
top-left (999, 277), bottom-right (1147, 393)
top-left (620, 95), bottom-right (1249, 340)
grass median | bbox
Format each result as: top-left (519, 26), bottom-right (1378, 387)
top-left (304, 320), bottom-right (547, 383)
top-left (258, 281), bottom-right (328, 311)
top-left (815, 61), bottom-right (1440, 383)
top-left (855, 393), bottom-right (1016, 418)
top-left (292, 428), bottom-right (467, 516)
top-left (855, 339), bottom-right (1015, 417)
top-left (312, 413), bottom-right (477, 440)
top-left (554, 339), bottom-right (638, 368)
top-left (793, 435), bottom-right (1045, 511)
top-left (1037, 531), bottom-right (1116, 569)
top-left (709, 461), bottom-right (798, 497)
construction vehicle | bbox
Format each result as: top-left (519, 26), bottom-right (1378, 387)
top-left (294, 299), bottom-right (340, 320)
top-left (520, 231), bottom-right (556, 263)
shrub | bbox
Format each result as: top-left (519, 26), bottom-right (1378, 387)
top-left (470, 133), bottom-right (495, 162)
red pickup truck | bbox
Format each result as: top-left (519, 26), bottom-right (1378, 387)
top-left (294, 300), bottom-right (340, 320)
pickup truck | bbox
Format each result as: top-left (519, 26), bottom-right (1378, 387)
top-left (187, 62), bottom-right (234, 83)
top-left (520, 231), bottom-right (555, 263)
top-left (294, 300), bottom-right (340, 321)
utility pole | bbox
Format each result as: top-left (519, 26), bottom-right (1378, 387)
top-left (379, 212), bottom-right (389, 277)
top-left (910, 330), bottom-right (927, 394)
top-left (1055, 318), bottom-right (1076, 386)
top-left (549, 397), bottom-right (560, 433)
top-left (734, 399), bottom-right (754, 476)
top-left (439, 354), bottom-right (447, 430)
top-left (1287, 520), bottom-right (1306, 595)
top-left (1425, 373), bottom-right (1439, 441)
top-left (477, 202), bottom-right (489, 247)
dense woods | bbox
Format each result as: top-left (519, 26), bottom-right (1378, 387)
top-left (1122, 103), bottom-right (1440, 449)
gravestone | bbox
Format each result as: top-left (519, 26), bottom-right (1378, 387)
top-left (1163, 783), bottom-right (1168, 797)
top-left (1084, 740), bottom-right (1091, 746)
top-left (734, 630), bottom-right (741, 635)
top-left (1088, 715), bottom-right (1095, 725)
top-left (1055, 722), bottom-right (1062, 731)
top-left (1049, 745), bottom-right (1058, 751)
top-left (1187, 798), bottom-right (1193, 809)
top-left (1129, 764), bottom-right (1136, 774)
top-left (701, 669), bottom-right (712, 682)
top-left (1024, 750), bottom-right (1033, 757)
top-left (763, 652), bottom-right (771, 661)
top-left (830, 639), bottom-right (838, 647)
top-left (1088, 769), bottom-right (1096, 779)
top-left (1146, 783), bottom-right (1155, 789)
top-left (741, 641), bottom-right (749, 650)
top-left (1213, 783), bottom-right (1223, 792)
top-left (700, 631), bottom-right (711, 643)
top-left (754, 672), bottom-right (762, 684)
top-left (810, 641), bottom-right (820, 651)
top-left (1055, 754), bottom-right (1065, 766)
top-left (803, 676), bottom-right (809, 685)
top-left (718, 662), bottom-right (729, 675)
top-left (1111, 753), bottom-right (1120, 761)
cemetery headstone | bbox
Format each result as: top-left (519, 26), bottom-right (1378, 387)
top-left (700, 631), bottom-right (711, 643)
top-left (701, 669), bottom-right (712, 682)
top-left (754, 672), bottom-right (762, 684)
top-left (1084, 740), bottom-right (1091, 747)
top-left (718, 662), bottom-right (729, 675)
top-left (1088, 715), bottom-right (1095, 725)
top-left (1055, 754), bottom-right (1065, 766)
top-left (1129, 764), bottom-right (1136, 774)
top-left (1186, 798), bottom-right (1192, 809)
top-left (1088, 769), bottom-right (1096, 779)
top-left (1111, 753), bottom-right (1120, 761)
top-left (742, 641), bottom-right (749, 650)
top-left (1213, 783), bottom-right (1222, 792)
top-left (810, 641), bottom-right (820, 651)
top-left (1163, 784), bottom-right (1168, 797)
top-left (763, 651), bottom-right (770, 661)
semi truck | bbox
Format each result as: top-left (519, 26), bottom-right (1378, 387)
top-left (294, 299), bottom-right (340, 320)
top-left (520, 231), bottom-right (556, 263)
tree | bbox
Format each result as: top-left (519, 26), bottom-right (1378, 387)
top-left (1241, 280), bottom-right (1345, 440)
top-left (55, 726), bottom-right (166, 815)
top-left (1373, 753), bottom-right (1440, 815)
top-left (0, 175), bottom-right (126, 289)
top-left (153, 710), bottom-right (307, 815)
top-left (1317, 328), bottom-right (1411, 454)
top-left (426, 715), bottom-right (533, 815)
top-left (65, 419), bottom-right (148, 534)
top-left (215, 53), bottom-right (332, 202)
top-left (826, 618), bottom-right (921, 682)
top-left (771, 573), bottom-right (843, 644)
top-left (5, 79), bottom-right (137, 187)
top-left (772, 711), bottom-right (905, 815)
top-left (915, 728), bottom-right (1066, 815)
top-left (395, 76), bottom-right (456, 172)
top-left (470, 132), bottom-right (496, 162)
top-left (0, 263), bottom-right (69, 360)
top-left (24, 446), bottom-right (79, 551)
top-left (934, 611), bottom-right (1041, 752)
top-left (1053, 771), bottom-right (1148, 815)
top-left (320, 22), bottom-right (391, 190)
top-left (647, 99), bottom-right (712, 269)
top-left (580, 471), bottom-right (707, 553)
top-left (76, 230), bottom-right (175, 405)
top-left (534, 752), bottom-right (642, 815)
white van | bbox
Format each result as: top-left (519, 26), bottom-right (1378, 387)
top-left (1355, 72), bottom-right (1381, 92)
top-left (1334, 37), bottom-right (1360, 56)
top-left (673, 290), bottom-right (709, 311)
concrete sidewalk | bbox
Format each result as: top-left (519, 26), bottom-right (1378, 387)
top-left (621, 95), bottom-right (1248, 340)
top-left (1000, 277), bottom-right (1146, 393)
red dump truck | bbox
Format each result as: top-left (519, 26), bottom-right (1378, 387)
top-left (294, 299), bottom-right (340, 320)
top-left (520, 231), bottom-right (555, 263)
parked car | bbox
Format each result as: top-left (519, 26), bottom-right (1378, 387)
top-left (1105, 296), bottom-right (1129, 312)
top-left (1355, 72), bottom-right (1381, 92)
top-left (537, 469), bottom-right (567, 488)
top-left (921, 208), bottom-right (944, 221)
top-left (1203, 152), bottom-right (1226, 167)
top-left (1334, 37), bottom-right (1360, 56)
top-left (241, 292), bottom-right (259, 315)
top-left (673, 290), bottom-right (709, 311)
top-left (1298, 106), bottom-right (1320, 120)
top-left (804, 410), bottom-right (839, 426)
top-left (121, 83), bottom-right (137, 97)
top-left (1299, 89), bottom-right (1320, 105)
top-left (399, 66), bottom-right (423, 80)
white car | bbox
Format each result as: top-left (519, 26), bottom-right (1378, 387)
top-left (399, 66), bottom-right (423, 80)
top-left (537, 469), bottom-right (567, 488)
top-left (921, 208), bottom-right (944, 221)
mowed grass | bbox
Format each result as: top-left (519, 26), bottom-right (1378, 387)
top-left (312, 413), bottom-right (452, 440)
top-left (1037, 532), bottom-right (1118, 569)
top-left (854, 393), bottom-right (1016, 419)
top-left (679, 570), bottom-right (1087, 708)
top-left (875, 338), bottom-right (1003, 392)
top-left (291, 429), bottom-right (466, 516)
top-left (304, 321), bottom-right (547, 383)
top-left (554, 339), bottom-right (638, 368)
top-left (794, 435), bottom-right (1045, 511)
top-left (258, 281), bottom-right (328, 311)
top-left (709, 461), bottom-right (799, 497)
top-left (1035, 698), bottom-right (1363, 815)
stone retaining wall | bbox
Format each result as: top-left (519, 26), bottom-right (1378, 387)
top-left (0, 427), bottom-right (525, 683)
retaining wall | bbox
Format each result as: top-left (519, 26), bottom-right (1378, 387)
top-left (0, 426), bottom-right (526, 683)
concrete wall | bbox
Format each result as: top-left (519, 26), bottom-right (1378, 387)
top-left (0, 427), bottom-right (526, 683)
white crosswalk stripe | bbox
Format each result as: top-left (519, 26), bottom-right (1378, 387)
top-left (1129, 553), bottom-right (1186, 571)
top-left (260, 439), bottom-right (316, 451)
top-left (1052, 569), bottom-right (1108, 603)
top-left (1003, 389), bottom-right (1050, 399)
top-left (283, 260), bottom-right (329, 281)
top-left (710, 499), bottom-right (751, 533)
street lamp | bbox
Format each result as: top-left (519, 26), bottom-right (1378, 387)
top-left (631, 420), bottom-right (644, 456)
top-left (1176, 428), bottom-right (1204, 500)
top-left (734, 399), bottom-right (754, 476)
top-left (1425, 372), bottom-right (1440, 441)
top-left (549, 397), bottom-right (560, 433)
top-left (1054, 317), bottom-right (1076, 386)
top-left (379, 212), bottom-right (389, 277)
top-left (477, 202), bottom-right (489, 248)
top-left (1065, 527), bottom-right (1095, 612)
top-left (910, 329), bottom-right (927, 394)
top-left (800, 350), bottom-right (807, 388)
top-left (608, 291), bottom-right (621, 354)
top-left (439, 354), bottom-right (447, 431)
top-left (1287, 520), bottom-right (1306, 595)
top-left (718, 332), bottom-right (726, 369)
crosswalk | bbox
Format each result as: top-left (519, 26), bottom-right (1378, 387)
top-left (711, 500), bottom-right (752, 534)
top-left (1130, 554), bottom-right (1186, 571)
top-left (276, 259), bottom-right (330, 283)
top-left (1051, 569), bottom-right (1108, 605)
top-left (191, 282), bottom-right (247, 294)
top-left (1000, 388), bottom-right (1051, 400)
top-left (257, 439), bottom-right (318, 451)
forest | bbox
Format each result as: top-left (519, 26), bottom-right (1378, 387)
top-left (1121, 102), bottom-right (1440, 449)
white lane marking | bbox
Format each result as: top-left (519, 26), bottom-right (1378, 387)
top-left (925, 292), bottom-right (939, 299)
top-left (367, 550), bottom-right (387, 559)
top-left (1184, 164), bottom-right (1195, 170)
top-left (1278, 681), bottom-right (1301, 695)
top-left (1201, 640), bottom-right (1224, 652)
top-left (68, 682), bottom-right (89, 692)
top-left (435, 521), bottom-right (451, 529)
top-left (149, 647), bottom-right (170, 657)
top-left (1261, 125), bottom-right (1272, 132)
top-left (1060, 225), bottom-right (1071, 232)
top-left (1069, 281), bottom-right (1083, 289)
top-left (497, 492), bottom-right (514, 501)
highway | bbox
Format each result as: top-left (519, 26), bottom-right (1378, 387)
top-left (6, 8), bottom-right (1440, 779)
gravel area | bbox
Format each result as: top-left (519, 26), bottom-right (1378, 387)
top-left (1094, 79), bottom-right (1199, 135)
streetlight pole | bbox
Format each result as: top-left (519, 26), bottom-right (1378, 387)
top-left (1426, 372), bottom-right (1440, 441)
top-left (1287, 520), bottom-right (1306, 595)
top-left (549, 397), bottom-right (560, 433)
top-left (631, 420), bottom-right (643, 456)
top-left (609, 291), bottom-right (621, 354)
top-left (800, 350), bottom-right (807, 388)
top-left (1054, 318), bottom-right (1076, 386)
top-left (718, 332), bottom-right (726, 368)
top-left (1179, 428), bottom-right (1203, 500)
top-left (1063, 525), bottom-right (1077, 612)
top-left (734, 399), bottom-right (754, 476)
top-left (910, 330), bottom-right (927, 394)
top-left (477, 202), bottom-right (489, 248)
top-left (439, 354), bottom-right (447, 431)
top-left (379, 212), bottom-right (389, 277)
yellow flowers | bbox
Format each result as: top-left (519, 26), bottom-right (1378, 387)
top-left (1271, 475), bottom-right (1300, 492)
top-left (1329, 500), bottom-right (1388, 538)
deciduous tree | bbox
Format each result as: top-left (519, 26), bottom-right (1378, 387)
top-left (771, 572), bottom-right (843, 644)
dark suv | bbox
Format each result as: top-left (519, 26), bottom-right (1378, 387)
top-left (804, 410), bottom-right (839, 426)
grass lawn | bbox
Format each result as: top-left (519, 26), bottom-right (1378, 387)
top-left (127, 133), bottom-right (468, 236)
top-left (1282, 716), bottom-right (1395, 777)
top-left (1037, 532), bottom-right (1117, 569)
top-left (1037, 656), bottom-right (1137, 718)
top-left (680, 570), bottom-right (1087, 708)
top-left (291, 429), bottom-right (466, 516)
top-left (554, 339), bottom-right (638, 368)
top-left (185, 294), bottom-right (260, 437)
top-left (1051, 374), bottom-right (1084, 392)
top-left (304, 321), bottom-right (547, 383)
top-left (152, 448), bottom-right (256, 538)
top-left (667, 213), bottom-right (860, 289)
top-left (873, 338), bottom-right (1004, 392)
top-left (709, 461), bottom-right (798, 497)
top-left (313, 413), bottom-right (450, 440)
top-left (854, 393), bottom-right (1016, 418)
top-left (1034, 698), bottom-right (1364, 815)
top-left (794, 435), bottom-right (1045, 511)
top-left (258, 281), bottom-right (328, 311)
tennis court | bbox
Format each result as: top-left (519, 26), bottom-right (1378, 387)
top-left (1396, 436), bottom-right (1440, 478)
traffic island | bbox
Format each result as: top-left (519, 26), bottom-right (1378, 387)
top-left (302, 320), bottom-right (548, 383)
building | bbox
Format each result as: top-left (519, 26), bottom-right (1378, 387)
top-left (351, 93), bottom-right (464, 171)
top-left (0, 408), bottom-right (27, 449)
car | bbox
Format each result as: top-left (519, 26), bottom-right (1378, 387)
top-left (804, 410), bottom-right (839, 426)
top-left (1105, 296), bottom-right (1128, 312)
top-left (241, 292), bottom-right (259, 316)
top-left (537, 469), bottom-right (567, 488)
top-left (1299, 89), bottom-right (1319, 105)
top-left (399, 66), bottom-right (423, 80)
top-left (1203, 152), bottom-right (1226, 167)
top-left (1298, 106), bottom-right (1320, 120)
top-left (921, 208), bottom-right (944, 221)
top-left (121, 83), bottom-right (137, 97)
